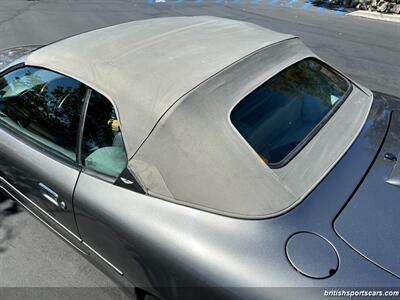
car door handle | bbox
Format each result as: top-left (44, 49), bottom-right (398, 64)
top-left (39, 182), bottom-right (60, 207)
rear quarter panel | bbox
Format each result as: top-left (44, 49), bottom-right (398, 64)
top-left (74, 96), bottom-right (398, 299)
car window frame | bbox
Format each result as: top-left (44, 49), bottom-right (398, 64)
top-left (78, 90), bottom-right (145, 193)
top-left (0, 63), bottom-right (141, 189)
top-left (78, 88), bottom-right (129, 184)
top-left (0, 63), bottom-right (88, 170)
top-left (230, 57), bottom-right (353, 169)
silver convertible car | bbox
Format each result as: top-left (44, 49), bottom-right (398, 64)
top-left (1, 16), bottom-right (400, 300)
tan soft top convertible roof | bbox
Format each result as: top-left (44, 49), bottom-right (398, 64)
top-left (26, 16), bottom-right (293, 157)
top-left (25, 17), bottom-right (372, 218)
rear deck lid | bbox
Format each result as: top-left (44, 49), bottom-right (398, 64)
top-left (334, 110), bottom-right (400, 278)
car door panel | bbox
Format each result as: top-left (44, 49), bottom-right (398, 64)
top-left (0, 174), bottom-right (89, 255)
top-left (73, 172), bottom-right (230, 300)
top-left (70, 90), bottom-right (155, 287)
top-left (73, 172), bottom-right (156, 286)
top-left (0, 126), bottom-right (81, 237)
top-left (0, 65), bottom-right (86, 238)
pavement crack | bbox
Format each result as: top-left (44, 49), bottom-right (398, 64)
top-left (0, 1), bottom-right (39, 28)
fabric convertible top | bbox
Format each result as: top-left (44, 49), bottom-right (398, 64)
top-left (26, 16), bottom-right (292, 157)
top-left (25, 17), bottom-right (372, 218)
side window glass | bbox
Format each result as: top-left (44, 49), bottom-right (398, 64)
top-left (81, 91), bottom-right (128, 178)
top-left (0, 67), bottom-right (86, 162)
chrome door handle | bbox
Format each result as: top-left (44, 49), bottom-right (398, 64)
top-left (39, 182), bottom-right (60, 207)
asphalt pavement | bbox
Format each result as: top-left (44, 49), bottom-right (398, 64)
top-left (0, 0), bottom-right (399, 295)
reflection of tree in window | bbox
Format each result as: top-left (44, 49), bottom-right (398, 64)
top-left (82, 91), bottom-right (116, 157)
top-left (267, 60), bottom-right (348, 107)
top-left (0, 67), bottom-right (86, 161)
top-left (10, 73), bottom-right (85, 150)
top-left (231, 59), bottom-right (350, 165)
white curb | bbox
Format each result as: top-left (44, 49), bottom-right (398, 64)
top-left (347, 10), bottom-right (400, 23)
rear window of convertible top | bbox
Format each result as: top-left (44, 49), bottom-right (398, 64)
top-left (230, 58), bottom-right (350, 168)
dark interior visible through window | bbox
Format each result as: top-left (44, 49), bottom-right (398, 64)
top-left (231, 58), bottom-right (350, 167)
top-left (81, 91), bottom-right (128, 178)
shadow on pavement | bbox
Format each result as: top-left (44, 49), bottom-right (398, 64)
top-left (306, 0), bottom-right (354, 12)
top-left (0, 195), bottom-right (21, 253)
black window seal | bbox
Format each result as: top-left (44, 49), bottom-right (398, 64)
top-left (231, 57), bottom-right (353, 170)
top-left (0, 62), bottom-right (25, 76)
top-left (76, 88), bottom-right (92, 166)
